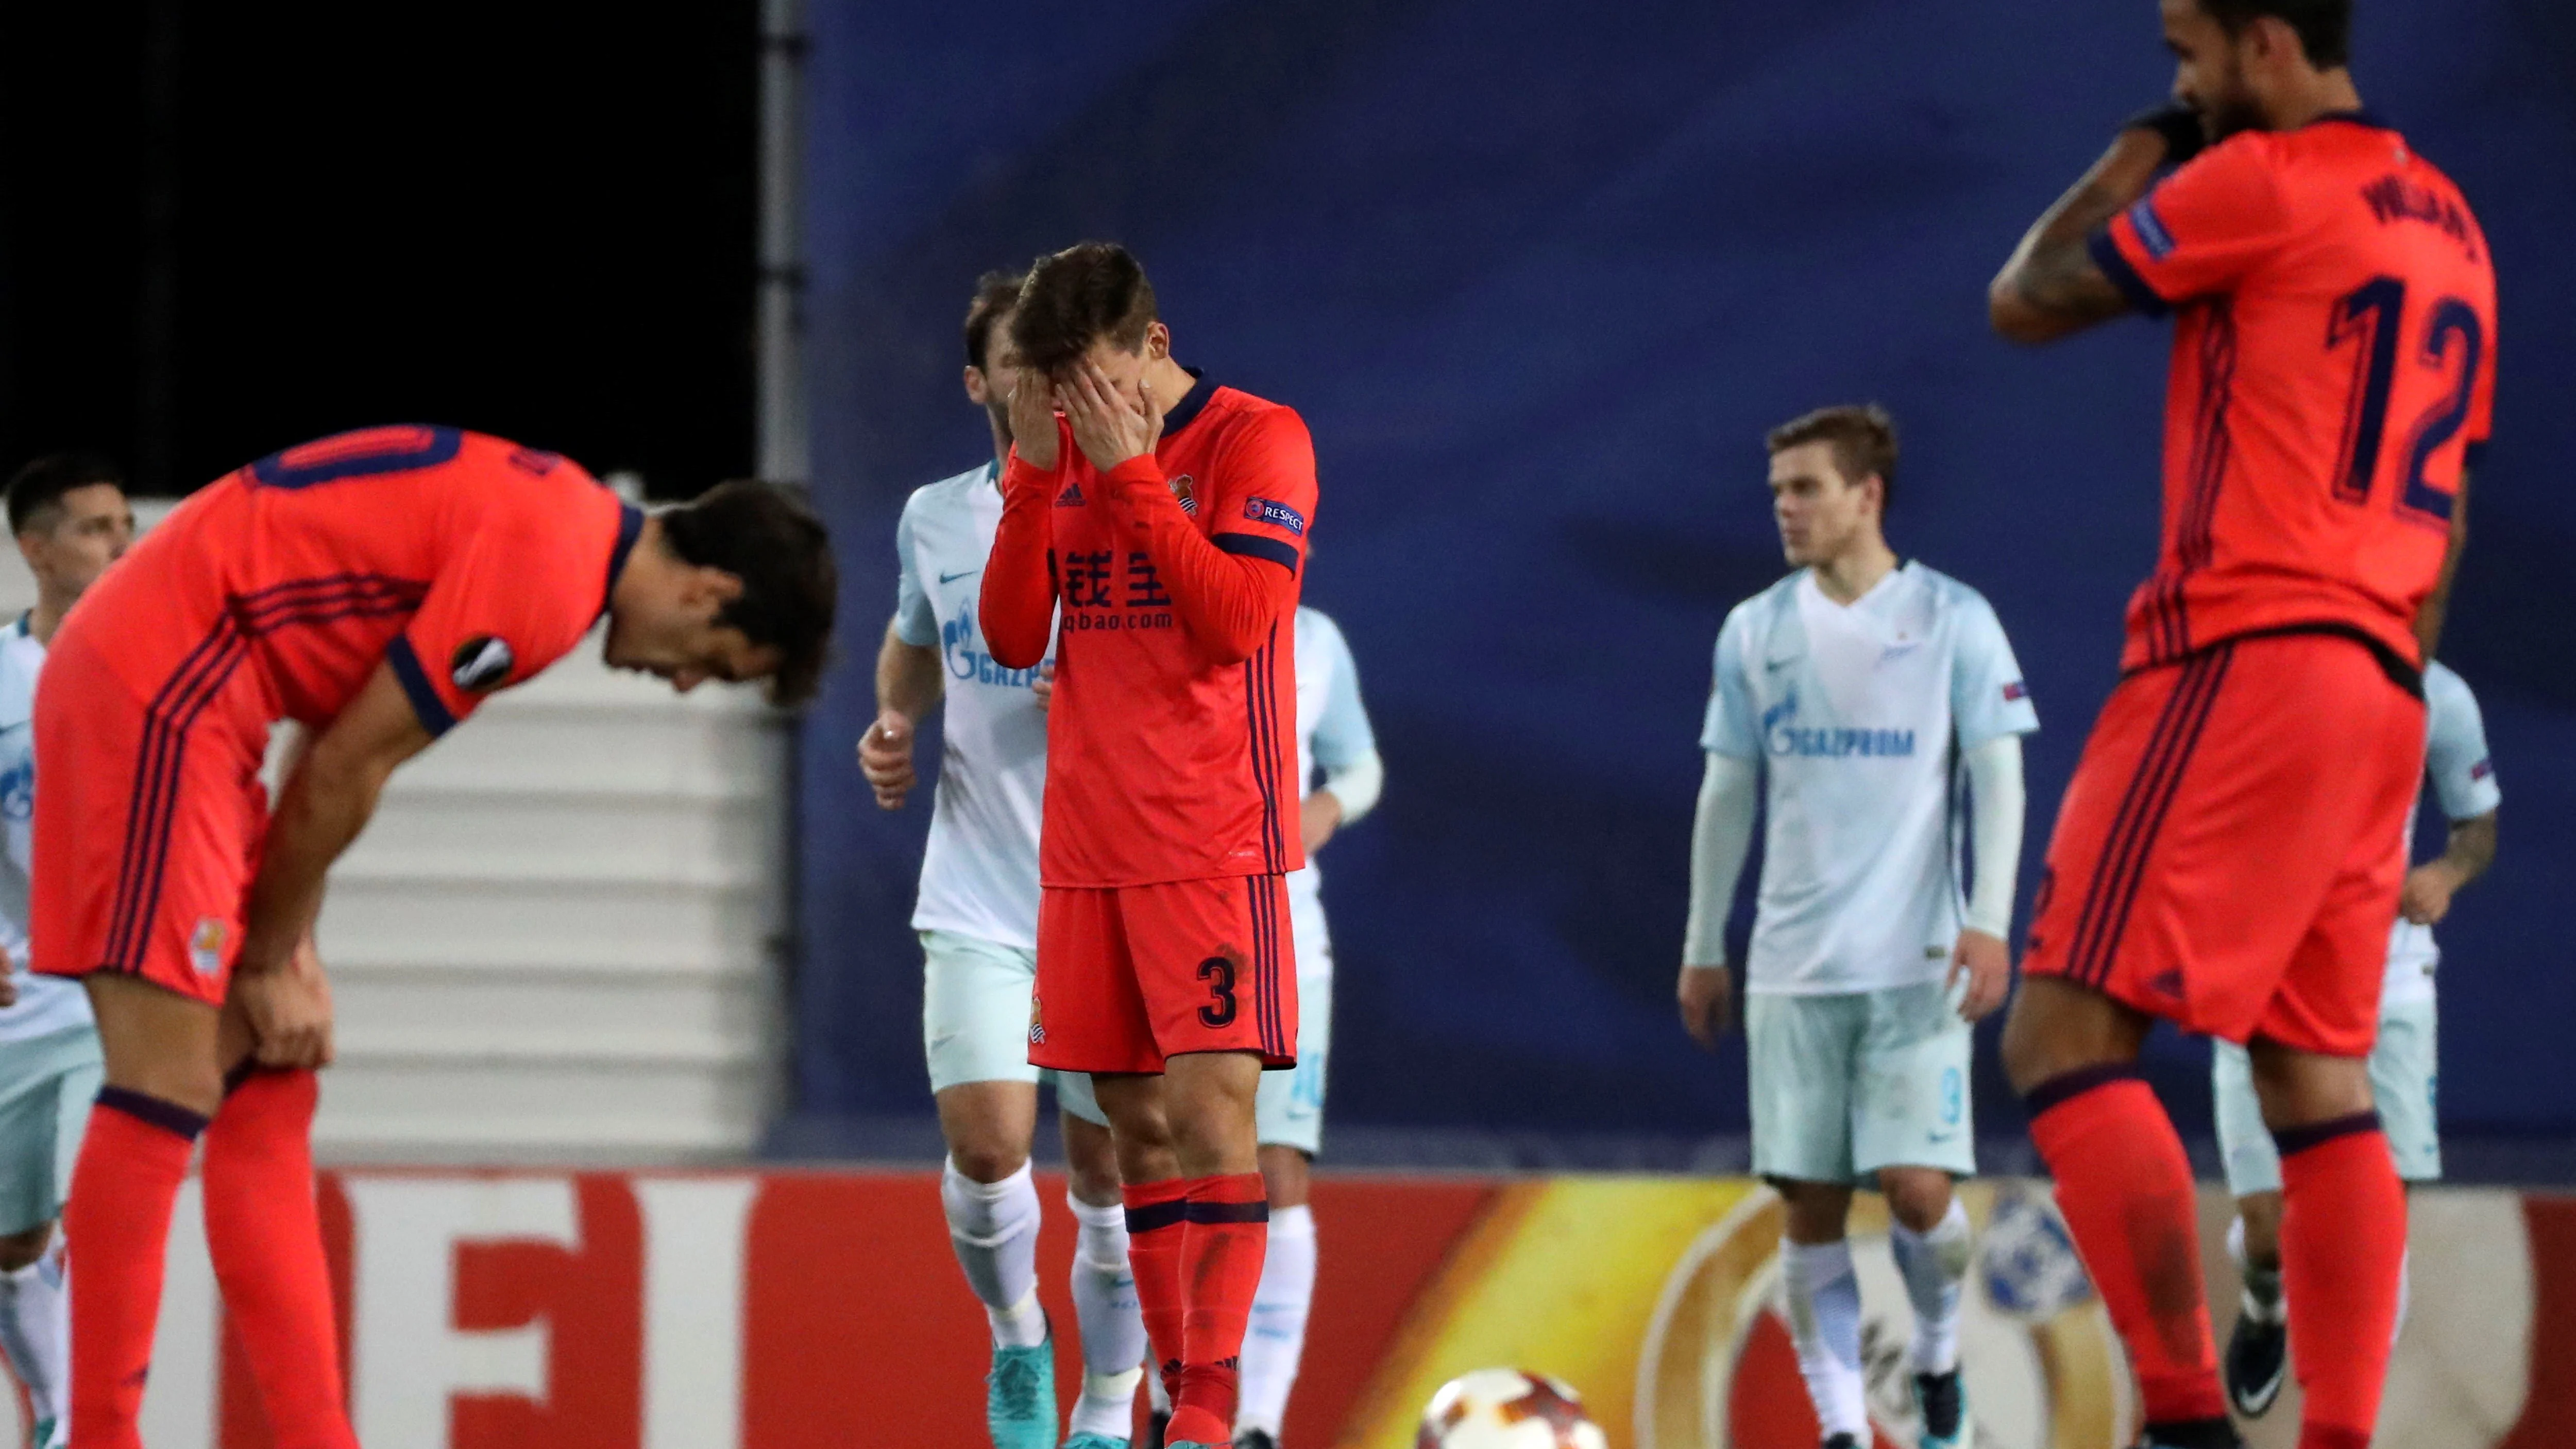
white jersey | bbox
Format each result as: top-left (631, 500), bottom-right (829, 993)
top-left (0, 617), bottom-right (93, 1043)
top-left (1702, 562), bottom-right (2038, 995)
top-left (895, 463), bottom-right (1052, 951)
top-left (1289, 607), bottom-right (1375, 959)
top-left (2384, 660), bottom-right (2500, 1008)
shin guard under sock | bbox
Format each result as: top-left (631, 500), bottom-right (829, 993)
top-left (2025, 1069), bottom-right (2227, 1432)
top-left (204, 1068), bottom-right (357, 1449)
top-left (65, 1088), bottom-right (206, 1449)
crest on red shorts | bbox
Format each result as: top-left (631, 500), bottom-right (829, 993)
top-left (189, 918), bottom-right (227, 977)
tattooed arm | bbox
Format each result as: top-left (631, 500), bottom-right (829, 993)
top-left (1989, 128), bottom-right (2174, 344)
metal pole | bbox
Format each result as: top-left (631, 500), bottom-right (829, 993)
top-left (755, 0), bottom-right (810, 1152)
top-left (756, 0), bottom-right (808, 485)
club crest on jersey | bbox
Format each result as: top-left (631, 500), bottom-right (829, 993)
top-left (450, 636), bottom-right (516, 694)
top-left (1171, 474), bottom-right (1198, 516)
top-left (189, 918), bottom-right (227, 977)
top-left (1243, 496), bottom-right (1306, 535)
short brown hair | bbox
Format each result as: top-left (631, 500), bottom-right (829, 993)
top-left (659, 479), bottom-right (838, 707)
top-left (963, 269), bottom-right (1024, 371)
top-left (7, 451), bottom-right (124, 535)
top-left (1767, 404), bottom-right (1900, 511)
top-left (1009, 242), bottom-right (1158, 375)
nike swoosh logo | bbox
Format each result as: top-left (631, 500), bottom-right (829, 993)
top-left (939, 569), bottom-right (981, 584)
top-left (1763, 657), bottom-right (1795, 672)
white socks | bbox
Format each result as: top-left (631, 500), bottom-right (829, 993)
top-left (0, 1243), bottom-right (70, 1428)
top-left (1780, 1239), bottom-right (1868, 1442)
top-left (1066, 1190), bottom-right (1147, 1439)
top-left (1237, 1203), bottom-right (1317, 1435)
top-left (1888, 1199), bottom-right (1973, 1375)
top-left (941, 1159), bottom-right (1048, 1348)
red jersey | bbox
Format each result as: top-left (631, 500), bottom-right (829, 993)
top-left (2092, 113), bottom-right (2497, 671)
top-left (981, 379), bottom-right (1318, 888)
top-left (67, 425), bottom-right (639, 736)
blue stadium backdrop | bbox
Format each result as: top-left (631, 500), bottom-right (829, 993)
top-left (785, 0), bottom-right (2576, 1164)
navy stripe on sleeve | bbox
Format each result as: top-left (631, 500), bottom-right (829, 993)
top-left (385, 636), bottom-right (460, 737)
top-left (1214, 533), bottom-right (1300, 575)
top-left (2087, 229), bottom-right (2172, 318)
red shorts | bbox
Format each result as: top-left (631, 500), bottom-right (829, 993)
top-left (2024, 632), bottom-right (2425, 1056)
top-left (1031, 875), bottom-right (1298, 1075)
top-left (31, 621), bottom-right (272, 1007)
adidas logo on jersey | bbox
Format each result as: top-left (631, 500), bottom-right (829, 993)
top-left (1055, 482), bottom-right (1085, 507)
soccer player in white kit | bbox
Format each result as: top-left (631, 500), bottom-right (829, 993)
top-left (1677, 407), bottom-right (2035, 1449)
top-left (2209, 658), bottom-right (2499, 1419)
top-left (1230, 603), bottom-right (1381, 1449)
top-left (858, 272), bottom-right (1150, 1449)
top-left (0, 453), bottom-right (135, 1449)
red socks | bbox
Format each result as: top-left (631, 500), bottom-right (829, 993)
top-left (1174, 1172), bottom-right (1269, 1439)
top-left (65, 1087), bottom-right (207, 1449)
top-left (1123, 1177), bottom-right (1192, 1399)
top-left (1126, 1173), bottom-right (1270, 1445)
top-left (2279, 1114), bottom-right (2405, 1449)
top-left (2024, 1069), bottom-right (2228, 1429)
top-left (205, 1068), bottom-right (357, 1449)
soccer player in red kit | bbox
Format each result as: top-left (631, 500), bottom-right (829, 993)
top-left (1987, 3), bottom-right (2492, 1447)
top-left (979, 243), bottom-right (1316, 1449)
top-left (31, 427), bottom-right (835, 1449)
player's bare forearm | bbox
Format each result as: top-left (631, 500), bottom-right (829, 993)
top-left (875, 624), bottom-right (942, 722)
top-left (2444, 811), bottom-right (2498, 888)
top-left (978, 456), bottom-right (1058, 670)
top-left (1990, 129), bottom-right (2166, 344)
top-left (1099, 459), bottom-right (1294, 663)
top-left (2417, 468), bottom-right (2472, 659)
top-left (239, 663), bottom-right (431, 976)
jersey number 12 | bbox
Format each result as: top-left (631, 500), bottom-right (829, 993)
top-left (2327, 277), bottom-right (2482, 529)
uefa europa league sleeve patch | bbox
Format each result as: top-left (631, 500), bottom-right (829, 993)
top-left (449, 635), bottom-right (517, 693)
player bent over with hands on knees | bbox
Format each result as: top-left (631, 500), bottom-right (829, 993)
top-left (1988, 2), bottom-right (2492, 1446)
top-left (859, 269), bottom-right (1153, 1449)
top-left (2210, 659), bottom-right (2499, 1418)
top-left (979, 242), bottom-right (1320, 1449)
top-left (31, 429), bottom-right (834, 1449)
top-left (0, 454), bottom-right (136, 1449)
top-left (1679, 406), bottom-right (2036, 1449)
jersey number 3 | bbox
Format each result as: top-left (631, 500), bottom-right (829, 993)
top-left (2327, 278), bottom-right (2482, 529)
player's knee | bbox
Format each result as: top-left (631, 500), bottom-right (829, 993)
top-left (2246, 1039), bottom-right (2374, 1129)
top-left (945, 1132), bottom-right (1031, 1184)
top-left (0, 1223), bottom-right (53, 1273)
top-left (1998, 976), bottom-right (2142, 1096)
top-left (1061, 1119), bottom-right (1125, 1205)
top-left (1880, 1171), bottom-right (1954, 1234)
top-left (1257, 1144), bottom-right (1311, 1207)
top-left (1774, 1181), bottom-right (1855, 1244)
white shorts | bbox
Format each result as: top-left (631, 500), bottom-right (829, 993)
top-left (1252, 895), bottom-right (1333, 1155)
top-left (1745, 981), bottom-right (1975, 1186)
top-left (920, 929), bottom-right (1107, 1127)
top-left (0, 1026), bottom-right (103, 1236)
top-left (2213, 994), bottom-right (2440, 1197)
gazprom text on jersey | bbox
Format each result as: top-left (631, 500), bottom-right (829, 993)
top-left (1769, 727), bottom-right (1918, 759)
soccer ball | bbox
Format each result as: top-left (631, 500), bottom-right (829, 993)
top-left (1417, 1368), bottom-right (1610, 1448)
